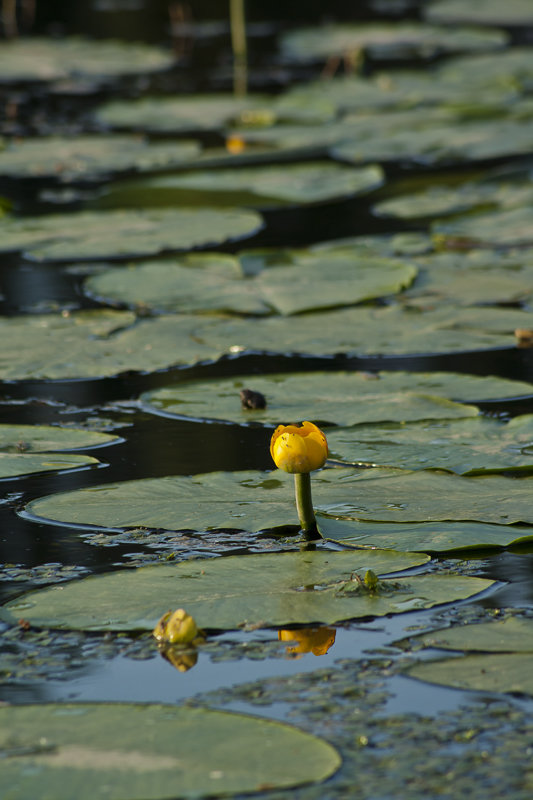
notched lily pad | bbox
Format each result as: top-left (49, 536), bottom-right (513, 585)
top-left (0, 703), bottom-right (341, 799)
top-left (0, 207), bottom-right (263, 262)
top-left (0, 550), bottom-right (497, 633)
top-left (100, 162), bottom-right (384, 210)
top-left (140, 369), bottom-right (487, 426)
top-left (0, 136), bottom-right (202, 182)
top-left (327, 414), bottom-right (533, 475)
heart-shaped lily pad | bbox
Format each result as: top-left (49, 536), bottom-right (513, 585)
top-left (327, 414), bottom-right (533, 475)
top-left (83, 243), bottom-right (414, 316)
top-left (100, 162), bottom-right (384, 209)
top-left (140, 370), bottom-right (533, 427)
top-left (0, 423), bottom-right (118, 478)
top-left (0, 703), bottom-right (341, 799)
top-left (1, 550), bottom-right (498, 633)
top-left (0, 207), bottom-right (263, 262)
top-left (0, 136), bottom-right (202, 182)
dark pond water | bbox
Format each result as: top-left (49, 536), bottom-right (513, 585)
top-left (2, 2), bottom-right (533, 798)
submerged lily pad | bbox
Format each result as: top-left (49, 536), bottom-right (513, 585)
top-left (0, 703), bottom-right (340, 799)
top-left (323, 518), bottom-right (533, 553)
top-left (0, 37), bottom-right (175, 84)
top-left (406, 653), bottom-right (533, 696)
top-left (94, 93), bottom-right (271, 134)
top-left (327, 415), bottom-right (533, 475)
top-left (0, 136), bottom-right (202, 182)
top-left (99, 162), bottom-right (384, 209)
top-left (84, 245), bottom-right (415, 316)
top-left (280, 23), bottom-right (507, 63)
top-left (0, 207), bottom-right (263, 262)
top-left (432, 206), bottom-right (533, 247)
top-left (1, 550), bottom-right (498, 633)
top-left (140, 370), bottom-right (533, 427)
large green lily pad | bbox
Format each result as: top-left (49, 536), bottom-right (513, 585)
top-left (140, 370), bottom-right (533, 426)
top-left (94, 93), bottom-right (271, 134)
top-left (197, 303), bottom-right (533, 356)
top-left (406, 653), bottom-right (533, 696)
top-left (280, 23), bottom-right (507, 63)
top-left (327, 414), bottom-right (533, 475)
top-left (21, 466), bottom-right (533, 535)
top-left (437, 47), bottom-right (533, 94)
top-left (0, 136), bottom-right (202, 182)
top-left (0, 37), bottom-right (175, 84)
top-left (0, 207), bottom-right (263, 262)
top-left (410, 616), bottom-right (533, 653)
top-left (432, 206), bottom-right (533, 247)
top-left (322, 518), bottom-right (533, 553)
top-left (84, 245), bottom-right (415, 316)
top-left (425, 0), bottom-right (533, 26)
top-left (1, 550), bottom-right (498, 632)
top-left (0, 703), bottom-right (340, 799)
top-left (0, 423), bottom-right (117, 478)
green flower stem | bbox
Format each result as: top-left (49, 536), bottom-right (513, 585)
top-left (294, 472), bottom-right (321, 541)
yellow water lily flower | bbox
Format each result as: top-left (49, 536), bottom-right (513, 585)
top-left (270, 421), bottom-right (328, 474)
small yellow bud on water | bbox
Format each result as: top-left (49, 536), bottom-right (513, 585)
top-left (153, 608), bottom-right (199, 645)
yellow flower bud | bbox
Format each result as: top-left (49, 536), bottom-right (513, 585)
top-left (270, 421), bottom-right (328, 474)
top-left (152, 608), bottom-right (199, 645)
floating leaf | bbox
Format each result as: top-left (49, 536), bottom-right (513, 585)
top-left (0, 703), bottom-right (341, 799)
top-left (280, 23), bottom-right (507, 63)
top-left (140, 370), bottom-right (533, 427)
top-left (140, 370), bottom-right (486, 426)
top-left (2, 551), bottom-right (498, 633)
top-left (94, 93), bottom-right (271, 134)
top-left (409, 616), bottom-right (533, 653)
top-left (432, 206), bottom-right (533, 247)
top-left (406, 653), bottom-right (533, 696)
top-left (425, 0), bottom-right (533, 27)
top-left (0, 207), bottom-right (263, 262)
top-left (322, 518), bottom-right (533, 553)
top-left (0, 423), bottom-right (119, 453)
top-left (0, 37), bottom-right (175, 84)
top-left (100, 162), bottom-right (384, 209)
top-left (0, 452), bottom-right (101, 479)
top-left (0, 136), bottom-right (202, 182)
top-left (327, 415), bottom-right (533, 475)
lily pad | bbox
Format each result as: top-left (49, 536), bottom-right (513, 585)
top-left (280, 23), bottom-right (507, 64)
top-left (140, 370), bottom-right (533, 427)
top-left (198, 303), bottom-right (533, 356)
top-left (410, 616), bottom-right (533, 652)
top-left (84, 244), bottom-right (415, 316)
top-left (0, 703), bottom-right (341, 799)
top-left (99, 161), bottom-right (384, 210)
top-left (322, 518), bottom-right (533, 553)
top-left (0, 424), bottom-right (119, 453)
top-left (0, 37), bottom-right (175, 84)
top-left (139, 370), bottom-right (489, 426)
top-left (94, 93), bottom-right (271, 134)
top-left (0, 136), bottom-right (202, 182)
top-left (1, 550), bottom-right (498, 633)
top-left (425, 0), bottom-right (533, 27)
top-left (406, 653), bottom-right (533, 696)
top-left (0, 207), bottom-right (263, 262)
top-left (327, 414), bottom-right (533, 475)
top-left (0, 452), bottom-right (101, 479)
top-left (432, 206), bottom-right (533, 247)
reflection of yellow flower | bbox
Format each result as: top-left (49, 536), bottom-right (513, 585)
top-left (153, 608), bottom-right (200, 645)
top-left (270, 421), bottom-right (328, 474)
top-left (160, 647), bottom-right (198, 672)
top-left (278, 627), bottom-right (336, 657)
